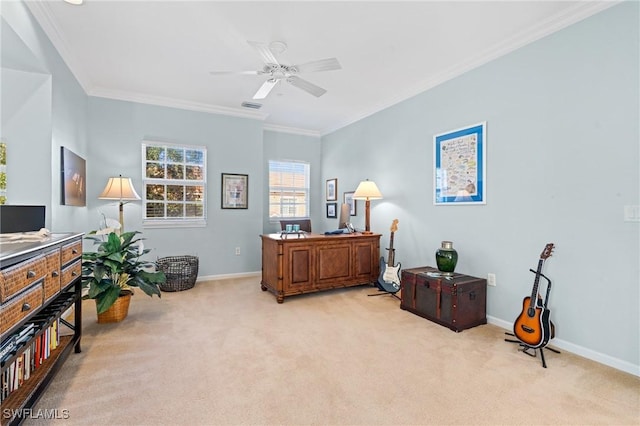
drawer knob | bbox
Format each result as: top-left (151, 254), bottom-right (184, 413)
top-left (22, 303), bottom-right (31, 312)
top-left (52, 270), bottom-right (60, 277)
top-left (27, 270), bottom-right (36, 279)
top-left (71, 271), bottom-right (78, 276)
top-left (72, 249), bottom-right (79, 254)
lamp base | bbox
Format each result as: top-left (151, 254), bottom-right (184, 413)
top-left (361, 230), bottom-right (373, 235)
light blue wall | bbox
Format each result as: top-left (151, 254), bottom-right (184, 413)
top-left (321, 2), bottom-right (639, 372)
top-left (2, 0), bottom-right (638, 374)
top-left (87, 97), bottom-right (264, 276)
top-left (262, 130), bottom-right (322, 233)
top-left (1, 1), bottom-right (89, 233)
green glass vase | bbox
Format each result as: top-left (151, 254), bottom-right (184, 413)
top-left (435, 241), bottom-right (458, 276)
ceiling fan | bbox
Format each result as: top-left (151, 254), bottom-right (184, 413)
top-left (210, 41), bottom-right (342, 100)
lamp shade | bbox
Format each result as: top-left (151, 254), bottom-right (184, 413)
top-left (99, 176), bottom-right (141, 201)
top-left (352, 180), bottom-right (383, 200)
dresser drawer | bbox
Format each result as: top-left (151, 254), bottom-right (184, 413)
top-left (44, 249), bottom-right (62, 301)
top-left (0, 282), bottom-right (43, 335)
top-left (61, 259), bottom-right (81, 290)
top-left (0, 255), bottom-right (47, 303)
top-left (61, 239), bottom-right (82, 266)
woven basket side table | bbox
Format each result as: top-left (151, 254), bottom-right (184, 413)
top-left (157, 255), bottom-right (199, 292)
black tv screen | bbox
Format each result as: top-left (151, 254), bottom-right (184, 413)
top-left (0, 205), bottom-right (46, 233)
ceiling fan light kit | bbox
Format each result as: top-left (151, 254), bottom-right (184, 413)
top-left (210, 40), bottom-right (342, 100)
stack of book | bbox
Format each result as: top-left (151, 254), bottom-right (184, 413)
top-left (0, 319), bottom-right (60, 402)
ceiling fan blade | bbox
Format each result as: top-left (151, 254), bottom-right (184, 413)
top-left (287, 76), bottom-right (327, 97)
top-left (253, 78), bottom-right (279, 99)
top-left (248, 41), bottom-right (280, 66)
top-left (209, 70), bottom-right (262, 76)
top-left (293, 58), bottom-right (342, 73)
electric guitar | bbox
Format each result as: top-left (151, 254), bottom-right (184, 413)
top-left (377, 219), bottom-right (401, 293)
top-left (513, 243), bottom-right (555, 348)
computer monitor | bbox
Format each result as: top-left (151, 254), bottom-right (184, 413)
top-left (338, 203), bottom-right (351, 230)
top-left (0, 205), bottom-right (46, 233)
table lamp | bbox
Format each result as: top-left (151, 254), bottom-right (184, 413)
top-left (99, 175), bottom-right (141, 233)
top-left (352, 179), bottom-right (383, 234)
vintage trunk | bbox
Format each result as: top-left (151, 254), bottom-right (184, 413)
top-left (401, 266), bottom-right (487, 332)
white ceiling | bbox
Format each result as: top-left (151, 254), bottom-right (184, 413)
top-left (25, 0), bottom-right (617, 136)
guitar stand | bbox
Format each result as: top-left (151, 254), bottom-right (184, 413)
top-left (367, 291), bottom-right (400, 300)
top-left (505, 270), bottom-right (561, 368)
top-left (504, 332), bottom-right (561, 368)
top-left (367, 284), bottom-right (400, 300)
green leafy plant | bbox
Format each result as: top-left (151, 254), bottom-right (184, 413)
top-left (82, 231), bottom-right (165, 314)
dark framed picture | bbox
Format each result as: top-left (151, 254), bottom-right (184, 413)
top-left (61, 147), bottom-right (86, 206)
top-left (343, 191), bottom-right (356, 216)
top-left (326, 178), bottom-right (337, 201)
top-left (326, 202), bottom-right (337, 218)
top-left (221, 173), bottom-right (248, 209)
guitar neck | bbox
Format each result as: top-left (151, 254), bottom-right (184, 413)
top-left (387, 232), bottom-right (395, 266)
top-left (528, 258), bottom-right (545, 308)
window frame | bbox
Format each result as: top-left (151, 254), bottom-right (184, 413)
top-left (268, 160), bottom-right (310, 222)
top-left (141, 141), bottom-right (207, 229)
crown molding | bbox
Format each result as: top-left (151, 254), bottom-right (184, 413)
top-left (263, 124), bottom-right (320, 138)
top-left (88, 87), bottom-right (269, 122)
top-left (321, 0), bottom-right (621, 136)
top-left (25, 0), bottom-right (620, 137)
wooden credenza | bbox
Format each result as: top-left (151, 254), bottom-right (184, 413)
top-left (0, 233), bottom-right (83, 425)
top-left (261, 232), bottom-right (381, 303)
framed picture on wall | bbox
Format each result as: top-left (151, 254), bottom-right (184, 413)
top-left (434, 122), bottom-right (486, 205)
top-left (343, 191), bottom-right (356, 216)
top-left (326, 178), bottom-right (337, 201)
top-left (326, 202), bottom-right (337, 218)
top-left (61, 147), bottom-right (86, 206)
top-left (221, 173), bottom-right (248, 209)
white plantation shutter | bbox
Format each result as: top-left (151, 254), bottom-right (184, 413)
top-left (268, 160), bottom-right (310, 219)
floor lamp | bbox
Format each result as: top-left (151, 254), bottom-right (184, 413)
top-left (352, 179), bottom-right (383, 234)
top-left (99, 175), bottom-right (141, 233)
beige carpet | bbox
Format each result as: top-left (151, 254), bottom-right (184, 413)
top-left (25, 277), bottom-right (639, 425)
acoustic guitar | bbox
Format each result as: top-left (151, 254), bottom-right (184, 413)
top-left (377, 219), bottom-right (401, 293)
top-left (513, 243), bottom-right (555, 348)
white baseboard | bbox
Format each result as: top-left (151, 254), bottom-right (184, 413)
top-left (195, 271), bottom-right (261, 282)
top-left (487, 315), bottom-right (640, 377)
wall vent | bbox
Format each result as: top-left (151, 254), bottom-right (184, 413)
top-left (241, 101), bottom-right (262, 109)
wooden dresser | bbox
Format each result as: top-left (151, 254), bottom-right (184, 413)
top-left (0, 233), bottom-right (83, 425)
top-left (261, 232), bottom-right (381, 303)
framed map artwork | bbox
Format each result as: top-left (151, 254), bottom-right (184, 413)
top-left (433, 122), bottom-right (486, 205)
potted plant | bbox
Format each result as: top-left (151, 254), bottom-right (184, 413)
top-left (82, 230), bottom-right (166, 323)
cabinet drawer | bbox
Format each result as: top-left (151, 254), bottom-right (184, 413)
top-left (44, 249), bottom-right (62, 301)
top-left (61, 260), bottom-right (81, 289)
top-left (0, 255), bottom-right (47, 303)
top-left (0, 282), bottom-right (43, 335)
top-left (61, 239), bottom-right (82, 266)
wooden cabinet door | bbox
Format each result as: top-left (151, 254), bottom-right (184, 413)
top-left (284, 243), bottom-right (315, 292)
top-left (315, 242), bottom-right (352, 287)
top-left (353, 241), bottom-right (376, 282)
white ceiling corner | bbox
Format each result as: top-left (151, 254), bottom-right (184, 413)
top-left (24, 0), bottom-right (619, 136)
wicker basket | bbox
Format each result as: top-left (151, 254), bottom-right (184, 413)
top-left (157, 255), bottom-right (199, 292)
top-left (97, 293), bottom-right (131, 323)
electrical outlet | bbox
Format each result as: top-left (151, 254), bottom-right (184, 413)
top-left (487, 273), bottom-right (496, 287)
top-left (235, 247), bottom-right (241, 256)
